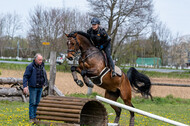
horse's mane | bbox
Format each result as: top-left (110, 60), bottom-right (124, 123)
top-left (68, 31), bottom-right (91, 42)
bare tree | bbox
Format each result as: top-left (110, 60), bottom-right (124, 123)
top-left (0, 15), bottom-right (5, 56)
top-left (169, 34), bottom-right (190, 68)
top-left (0, 15), bottom-right (5, 37)
top-left (4, 13), bottom-right (22, 40)
top-left (27, 6), bottom-right (91, 58)
top-left (87, 0), bottom-right (154, 59)
top-left (27, 6), bottom-right (65, 58)
top-left (0, 13), bottom-right (22, 56)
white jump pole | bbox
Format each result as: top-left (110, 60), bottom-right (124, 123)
top-left (96, 96), bottom-right (188, 126)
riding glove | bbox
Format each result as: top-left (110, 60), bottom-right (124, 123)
top-left (99, 45), bottom-right (104, 50)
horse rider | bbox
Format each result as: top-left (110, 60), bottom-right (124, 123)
top-left (87, 17), bottom-right (116, 77)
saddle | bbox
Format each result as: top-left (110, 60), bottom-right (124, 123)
top-left (89, 66), bottom-right (122, 85)
top-left (89, 51), bottom-right (122, 85)
top-left (101, 51), bottom-right (122, 77)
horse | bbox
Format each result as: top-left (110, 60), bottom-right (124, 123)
top-left (65, 31), bottom-right (152, 125)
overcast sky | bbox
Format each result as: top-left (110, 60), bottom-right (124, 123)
top-left (0, 0), bottom-right (190, 37)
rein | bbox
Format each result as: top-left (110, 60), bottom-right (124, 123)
top-left (81, 50), bottom-right (100, 63)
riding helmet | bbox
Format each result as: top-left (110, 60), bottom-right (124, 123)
top-left (91, 17), bottom-right (100, 25)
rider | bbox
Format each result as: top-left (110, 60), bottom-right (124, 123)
top-left (87, 17), bottom-right (116, 77)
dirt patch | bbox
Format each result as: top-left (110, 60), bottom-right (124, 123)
top-left (0, 69), bottom-right (190, 99)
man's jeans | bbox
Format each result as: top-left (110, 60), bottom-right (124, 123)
top-left (29, 86), bottom-right (43, 119)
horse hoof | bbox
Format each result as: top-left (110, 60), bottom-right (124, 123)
top-left (76, 80), bottom-right (84, 87)
top-left (129, 117), bottom-right (134, 126)
top-left (87, 83), bottom-right (94, 88)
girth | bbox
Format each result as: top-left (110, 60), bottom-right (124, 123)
top-left (89, 67), bottom-right (110, 85)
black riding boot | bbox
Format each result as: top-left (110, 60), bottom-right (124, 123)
top-left (104, 43), bottom-right (116, 77)
top-left (110, 60), bottom-right (116, 77)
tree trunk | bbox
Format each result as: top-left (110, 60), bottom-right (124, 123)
top-left (49, 51), bottom-right (56, 95)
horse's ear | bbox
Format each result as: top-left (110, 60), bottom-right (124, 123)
top-left (73, 32), bottom-right (77, 37)
top-left (64, 33), bottom-right (69, 37)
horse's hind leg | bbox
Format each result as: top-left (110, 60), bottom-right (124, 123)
top-left (121, 98), bottom-right (135, 126)
top-left (120, 87), bottom-right (135, 126)
top-left (149, 92), bottom-right (154, 101)
top-left (105, 90), bottom-right (121, 123)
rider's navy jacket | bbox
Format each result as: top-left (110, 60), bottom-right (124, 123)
top-left (23, 60), bottom-right (48, 88)
top-left (87, 27), bottom-right (109, 48)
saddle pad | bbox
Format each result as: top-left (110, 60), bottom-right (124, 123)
top-left (115, 65), bottom-right (122, 77)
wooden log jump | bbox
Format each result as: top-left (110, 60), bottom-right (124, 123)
top-left (0, 77), bottom-right (23, 85)
top-left (36, 96), bottom-right (108, 126)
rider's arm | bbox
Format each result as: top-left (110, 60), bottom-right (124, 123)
top-left (99, 28), bottom-right (108, 40)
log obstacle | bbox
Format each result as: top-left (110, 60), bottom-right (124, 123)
top-left (0, 77), bottom-right (27, 102)
top-left (0, 77), bottom-right (23, 85)
top-left (36, 96), bottom-right (108, 126)
top-left (0, 77), bottom-right (63, 102)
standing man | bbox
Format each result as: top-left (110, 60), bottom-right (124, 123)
top-left (23, 53), bottom-right (48, 123)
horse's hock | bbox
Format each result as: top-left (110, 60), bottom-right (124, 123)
top-left (36, 96), bottom-right (108, 126)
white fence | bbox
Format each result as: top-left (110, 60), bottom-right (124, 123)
top-left (0, 56), bottom-right (33, 61)
top-left (96, 96), bottom-right (188, 126)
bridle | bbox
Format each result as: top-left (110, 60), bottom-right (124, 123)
top-left (66, 32), bottom-right (100, 62)
top-left (67, 36), bottom-right (80, 56)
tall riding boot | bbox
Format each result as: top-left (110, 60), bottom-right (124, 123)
top-left (109, 58), bottom-right (116, 77)
top-left (111, 65), bottom-right (117, 77)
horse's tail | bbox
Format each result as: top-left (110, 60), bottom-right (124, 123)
top-left (126, 67), bottom-right (153, 100)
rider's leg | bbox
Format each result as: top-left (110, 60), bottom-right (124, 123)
top-left (104, 43), bottom-right (116, 77)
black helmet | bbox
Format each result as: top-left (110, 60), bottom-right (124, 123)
top-left (91, 17), bottom-right (100, 25)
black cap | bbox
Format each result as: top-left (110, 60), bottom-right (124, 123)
top-left (91, 17), bottom-right (100, 25)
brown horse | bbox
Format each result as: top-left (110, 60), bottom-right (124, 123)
top-left (65, 31), bottom-right (152, 125)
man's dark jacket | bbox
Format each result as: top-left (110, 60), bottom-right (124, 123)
top-left (23, 60), bottom-right (48, 88)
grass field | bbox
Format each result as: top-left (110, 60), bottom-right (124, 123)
top-left (0, 63), bottom-right (190, 125)
top-left (0, 93), bottom-right (189, 126)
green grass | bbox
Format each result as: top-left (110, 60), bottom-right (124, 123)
top-left (0, 93), bottom-right (189, 126)
top-left (0, 100), bottom-right (30, 126)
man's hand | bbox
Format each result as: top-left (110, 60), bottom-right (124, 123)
top-left (23, 87), bottom-right (29, 95)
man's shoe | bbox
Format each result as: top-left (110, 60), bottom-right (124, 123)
top-left (29, 118), bottom-right (36, 123)
top-left (112, 71), bottom-right (117, 77)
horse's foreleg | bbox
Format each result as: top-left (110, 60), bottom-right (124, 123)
top-left (71, 66), bottom-right (84, 87)
top-left (105, 90), bottom-right (121, 124)
top-left (82, 76), bottom-right (94, 88)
